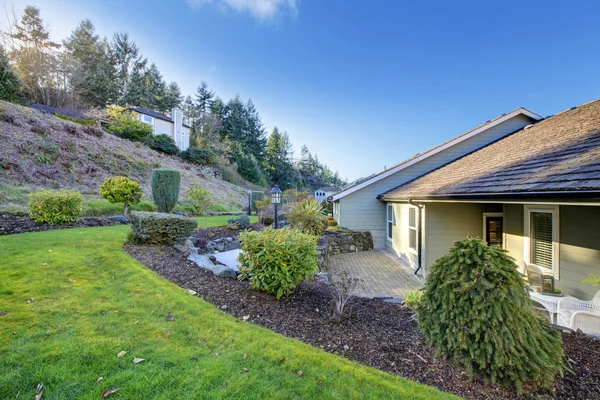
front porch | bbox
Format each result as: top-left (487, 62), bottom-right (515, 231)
top-left (329, 249), bottom-right (423, 300)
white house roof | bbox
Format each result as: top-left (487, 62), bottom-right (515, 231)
top-left (331, 107), bottom-right (542, 201)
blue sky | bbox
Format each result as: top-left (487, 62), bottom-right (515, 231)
top-left (4, 0), bottom-right (600, 182)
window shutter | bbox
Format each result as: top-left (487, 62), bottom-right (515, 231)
top-left (530, 212), bottom-right (553, 270)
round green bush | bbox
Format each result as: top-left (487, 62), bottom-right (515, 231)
top-left (416, 237), bottom-right (563, 392)
top-left (100, 176), bottom-right (142, 215)
top-left (238, 228), bottom-right (319, 299)
top-left (151, 168), bottom-right (180, 213)
top-left (145, 134), bottom-right (179, 155)
top-left (180, 147), bottom-right (216, 165)
top-left (29, 189), bottom-right (83, 225)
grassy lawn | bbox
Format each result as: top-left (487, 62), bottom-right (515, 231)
top-left (0, 226), bottom-right (455, 399)
top-left (195, 214), bottom-right (258, 228)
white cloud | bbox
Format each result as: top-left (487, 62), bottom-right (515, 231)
top-left (188, 0), bottom-right (297, 21)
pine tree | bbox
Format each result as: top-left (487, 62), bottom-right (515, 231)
top-left (111, 32), bottom-right (144, 105)
top-left (164, 81), bottom-right (183, 110)
top-left (6, 6), bottom-right (62, 105)
top-left (222, 95), bottom-right (248, 144)
top-left (63, 19), bottom-right (116, 106)
top-left (245, 99), bottom-right (267, 162)
top-left (265, 127), bottom-right (297, 189)
top-left (194, 81), bottom-right (214, 114)
top-left (0, 45), bottom-right (21, 102)
top-left (417, 237), bottom-right (563, 392)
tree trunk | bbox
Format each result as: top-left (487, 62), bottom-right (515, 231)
top-left (123, 202), bottom-right (129, 216)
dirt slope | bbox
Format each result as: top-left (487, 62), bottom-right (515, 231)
top-left (0, 101), bottom-right (251, 209)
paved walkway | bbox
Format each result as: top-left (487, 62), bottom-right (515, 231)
top-left (329, 250), bottom-right (423, 300)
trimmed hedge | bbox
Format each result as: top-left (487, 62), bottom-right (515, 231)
top-left (238, 228), bottom-right (319, 299)
top-left (151, 168), bottom-right (180, 213)
top-left (29, 189), bottom-right (83, 225)
top-left (129, 211), bottom-right (197, 245)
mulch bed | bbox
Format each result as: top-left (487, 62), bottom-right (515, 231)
top-left (126, 244), bottom-right (600, 400)
top-left (192, 224), bottom-right (263, 251)
top-left (0, 212), bottom-right (121, 235)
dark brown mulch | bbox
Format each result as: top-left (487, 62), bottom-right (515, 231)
top-left (0, 212), bottom-right (121, 235)
top-left (192, 224), bottom-right (263, 250)
top-left (125, 245), bottom-right (600, 400)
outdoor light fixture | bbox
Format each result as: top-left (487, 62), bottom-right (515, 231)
top-left (270, 184), bottom-right (282, 228)
top-left (247, 188), bottom-right (252, 216)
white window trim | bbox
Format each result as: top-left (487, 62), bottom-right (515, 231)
top-left (482, 212), bottom-right (504, 249)
top-left (523, 205), bottom-right (560, 279)
top-left (408, 205), bottom-right (418, 255)
top-left (386, 204), bottom-right (394, 242)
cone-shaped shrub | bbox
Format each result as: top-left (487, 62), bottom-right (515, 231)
top-left (416, 237), bottom-right (563, 392)
top-left (151, 169), bottom-right (180, 213)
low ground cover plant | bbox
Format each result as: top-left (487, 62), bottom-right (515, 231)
top-left (129, 211), bottom-right (197, 245)
top-left (28, 189), bottom-right (83, 224)
top-left (403, 289), bottom-right (424, 308)
top-left (151, 168), bottom-right (180, 213)
top-left (100, 176), bottom-right (143, 216)
top-left (238, 228), bottom-right (319, 299)
top-left (228, 214), bottom-right (250, 229)
top-left (417, 237), bottom-right (563, 392)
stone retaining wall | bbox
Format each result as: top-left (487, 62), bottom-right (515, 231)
top-left (317, 231), bottom-right (374, 272)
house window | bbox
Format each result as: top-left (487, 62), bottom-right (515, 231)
top-left (408, 206), bottom-right (418, 253)
top-left (141, 114), bottom-right (153, 125)
top-left (387, 204), bottom-right (394, 241)
top-left (524, 205), bottom-right (559, 278)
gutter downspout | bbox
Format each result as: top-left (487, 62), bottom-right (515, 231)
top-left (409, 199), bottom-right (424, 276)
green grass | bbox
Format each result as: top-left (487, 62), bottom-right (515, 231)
top-left (196, 214), bottom-right (258, 228)
top-left (0, 227), bottom-right (455, 399)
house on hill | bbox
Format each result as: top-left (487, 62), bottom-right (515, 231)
top-left (314, 186), bottom-right (340, 203)
top-left (332, 99), bottom-right (600, 301)
top-left (130, 107), bottom-right (191, 151)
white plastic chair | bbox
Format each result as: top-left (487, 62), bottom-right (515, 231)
top-left (556, 291), bottom-right (600, 334)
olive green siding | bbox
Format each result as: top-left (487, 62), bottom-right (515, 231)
top-left (334, 114), bottom-right (534, 249)
top-left (505, 204), bottom-right (600, 301)
top-left (422, 202), bottom-right (502, 273)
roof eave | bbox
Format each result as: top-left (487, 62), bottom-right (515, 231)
top-left (380, 190), bottom-right (600, 202)
top-left (332, 108), bottom-right (541, 202)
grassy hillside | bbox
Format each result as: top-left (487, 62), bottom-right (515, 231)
top-left (0, 101), bottom-right (257, 212)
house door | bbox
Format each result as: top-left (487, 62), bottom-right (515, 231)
top-left (484, 215), bottom-right (504, 248)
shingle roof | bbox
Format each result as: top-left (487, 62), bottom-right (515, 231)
top-left (316, 186), bottom-right (340, 192)
top-left (380, 98), bottom-right (600, 201)
top-left (129, 107), bottom-right (191, 128)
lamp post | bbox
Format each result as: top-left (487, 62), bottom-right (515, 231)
top-left (270, 184), bottom-right (282, 229)
top-left (247, 188), bottom-right (252, 216)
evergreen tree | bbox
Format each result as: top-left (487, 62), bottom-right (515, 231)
top-left (194, 81), bottom-right (214, 113)
top-left (265, 127), bottom-right (297, 189)
top-left (144, 63), bottom-right (167, 111)
top-left (110, 32), bottom-right (143, 105)
top-left (126, 59), bottom-right (149, 107)
top-left (63, 19), bottom-right (116, 106)
top-left (222, 95), bottom-right (248, 145)
top-left (6, 6), bottom-right (62, 105)
top-left (210, 96), bottom-right (225, 122)
top-left (417, 237), bottom-right (563, 392)
top-left (164, 81), bottom-right (183, 110)
top-left (0, 45), bottom-right (21, 102)
top-left (245, 99), bottom-right (267, 162)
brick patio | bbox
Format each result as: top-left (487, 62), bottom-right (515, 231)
top-left (329, 250), bottom-right (423, 300)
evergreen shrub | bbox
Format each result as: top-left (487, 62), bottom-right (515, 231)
top-left (228, 214), bottom-right (250, 229)
top-left (181, 147), bottom-right (216, 165)
top-left (238, 228), bottom-right (319, 299)
top-left (29, 189), bottom-right (83, 224)
top-left (416, 237), bottom-right (563, 392)
top-left (129, 211), bottom-right (197, 245)
top-left (145, 134), bottom-right (179, 155)
top-left (151, 168), bottom-right (180, 213)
